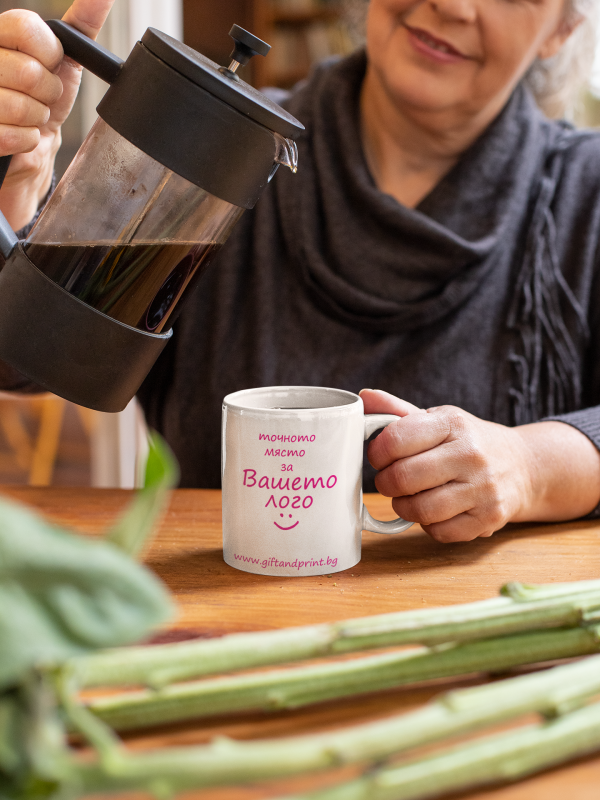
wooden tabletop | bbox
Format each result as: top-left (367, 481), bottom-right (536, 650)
top-left (4, 486), bottom-right (600, 800)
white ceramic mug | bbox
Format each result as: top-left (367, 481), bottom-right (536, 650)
top-left (221, 386), bottom-right (413, 576)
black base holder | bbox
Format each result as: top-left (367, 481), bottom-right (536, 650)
top-left (0, 245), bottom-right (171, 412)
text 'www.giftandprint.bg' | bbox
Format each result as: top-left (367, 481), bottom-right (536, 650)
top-left (233, 553), bottom-right (338, 569)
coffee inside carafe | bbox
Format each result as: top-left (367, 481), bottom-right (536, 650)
top-left (23, 119), bottom-right (243, 334)
top-left (24, 240), bottom-right (221, 333)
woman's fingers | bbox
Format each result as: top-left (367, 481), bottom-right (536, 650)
top-left (0, 29), bottom-right (63, 107)
top-left (62, 0), bottom-right (117, 41)
top-left (367, 405), bottom-right (462, 471)
top-left (390, 479), bottom-right (507, 535)
top-left (391, 483), bottom-right (472, 526)
top-left (0, 9), bottom-right (63, 70)
top-left (360, 388), bottom-right (423, 417)
top-left (0, 49), bottom-right (64, 106)
top-left (0, 11), bottom-right (63, 158)
top-left (0, 122), bottom-right (39, 156)
top-left (419, 512), bottom-right (497, 543)
top-left (373, 442), bottom-right (458, 497)
top-left (0, 2), bottom-right (115, 227)
top-left (0, 81), bottom-right (51, 156)
top-left (0, 87), bottom-right (51, 128)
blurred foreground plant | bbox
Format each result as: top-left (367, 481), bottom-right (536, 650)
top-left (0, 433), bottom-right (177, 799)
top-left (1, 439), bottom-right (600, 800)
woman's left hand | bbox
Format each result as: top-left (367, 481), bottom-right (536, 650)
top-left (360, 389), bottom-right (600, 543)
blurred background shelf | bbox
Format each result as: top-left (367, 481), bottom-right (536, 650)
top-left (184, 0), bottom-right (362, 90)
top-left (252, 0), bottom-right (359, 88)
top-left (270, 6), bottom-right (342, 24)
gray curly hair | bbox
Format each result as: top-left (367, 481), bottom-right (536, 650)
top-left (344, 0), bottom-right (599, 120)
top-left (525, 0), bottom-right (599, 118)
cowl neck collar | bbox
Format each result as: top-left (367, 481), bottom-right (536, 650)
top-left (275, 50), bottom-right (554, 333)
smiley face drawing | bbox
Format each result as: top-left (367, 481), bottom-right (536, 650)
top-left (275, 513), bottom-right (299, 530)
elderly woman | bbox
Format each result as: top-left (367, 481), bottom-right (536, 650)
top-left (0, 0), bottom-right (599, 542)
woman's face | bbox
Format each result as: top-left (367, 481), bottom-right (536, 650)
top-left (365, 0), bottom-right (574, 120)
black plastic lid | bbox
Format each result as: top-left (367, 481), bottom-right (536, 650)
top-left (141, 28), bottom-right (303, 139)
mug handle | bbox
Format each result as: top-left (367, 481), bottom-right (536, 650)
top-left (362, 414), bottom-right (414, 535)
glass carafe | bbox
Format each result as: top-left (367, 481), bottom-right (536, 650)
top-left (24, 120), bottom-right (243, 333)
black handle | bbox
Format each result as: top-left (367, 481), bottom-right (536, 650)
top-left (0, 155), bottom-right (18, 260)
top-left (228, 25), bottom-right (270, 67)
top-left (46, 19), bottom-right (124, 84)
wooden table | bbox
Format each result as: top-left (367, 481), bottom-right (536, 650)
top-left (4, 486), bottom-right (600, 800)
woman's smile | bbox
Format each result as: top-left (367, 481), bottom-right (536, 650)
top-left (364, 0), bottom-right (573, 125)
top-left (404, 24), bottom-right (469, 64)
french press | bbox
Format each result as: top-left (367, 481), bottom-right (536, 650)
top-left (0, 21), bottom-right (303, 412)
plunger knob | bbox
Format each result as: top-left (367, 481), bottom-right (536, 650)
top-left (227, 25), bottom-right (270, 73)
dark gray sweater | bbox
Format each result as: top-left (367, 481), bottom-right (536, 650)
top-left (136, 52), bottom-right (600, 494)
top-left (9, 52), bottom-right (600, 499)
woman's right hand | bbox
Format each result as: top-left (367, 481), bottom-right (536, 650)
top-left (0, 0), bottom-right (115, 231)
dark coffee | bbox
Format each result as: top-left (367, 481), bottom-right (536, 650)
top-left (24, 241), bottom-right (221, 332)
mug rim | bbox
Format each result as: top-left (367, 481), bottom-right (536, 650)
top-left (223, 385), bottom-right (361, 414)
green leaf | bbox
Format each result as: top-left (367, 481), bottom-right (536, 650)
top-left (143, 433), bottom-right (178, 490)
top-left (105, 432), bottom-right (179, 559)
top-left (0, 496), bottom-right (173, 692)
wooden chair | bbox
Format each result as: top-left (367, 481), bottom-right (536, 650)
top-left (0, 394), bottom-right (147, 488)
top-left (0, 393), bottom-right (97, 486)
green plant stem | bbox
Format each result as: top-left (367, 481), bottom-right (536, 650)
top-left (85, 624), bottom-right (600, 732)
top-left (105, 433), bottom-right (179, 559)
top-left (72, 580), bottom-right (600, 689)
top-left (272, 699), bottom-right (600, 800)
top-left (62, 654), bottom-right (600, 795)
